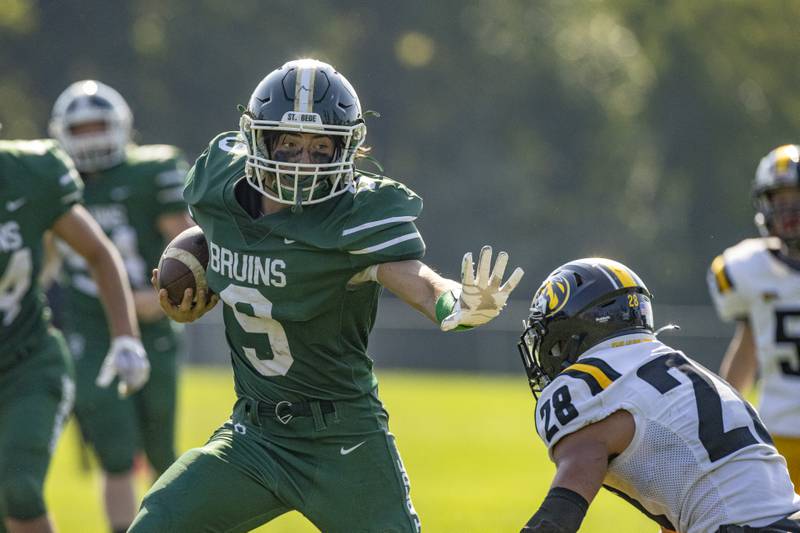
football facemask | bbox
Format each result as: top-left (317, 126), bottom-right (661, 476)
top-left (517, 313), bottom-right (551, 399)
top-left (240, 112), bottom-right (365, 207)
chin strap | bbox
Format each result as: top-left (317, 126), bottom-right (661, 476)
top-left (291, 192), bottom-right (303, 214)
top-left (562, 333), bottom-right (584, 358)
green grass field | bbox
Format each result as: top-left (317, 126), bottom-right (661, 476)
top-left (45, 368), bottom-right (653, 532)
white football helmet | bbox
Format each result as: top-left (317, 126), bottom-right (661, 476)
top-left (49, 80), bottom-right (132, 172)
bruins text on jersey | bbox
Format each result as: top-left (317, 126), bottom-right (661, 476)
top-left (128, 59), bottom-right (522, 533)
top-left (519, 258), bottom-right (800, 533)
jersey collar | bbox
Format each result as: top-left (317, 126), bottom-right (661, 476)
top-left (578, 332), bottom-right (657, 360)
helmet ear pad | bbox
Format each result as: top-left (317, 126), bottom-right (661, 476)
top-left (536, 316), bottom-right (588, 380)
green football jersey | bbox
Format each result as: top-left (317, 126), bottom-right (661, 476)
top-left (60, 144), bottom-right (189, 340)
top-left (0, 139), bottom-right (83, 355)
top-left (185, 132), bottom-right (425, 401)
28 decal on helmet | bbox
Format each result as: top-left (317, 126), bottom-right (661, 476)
top-left (517, 258), bottom-right (654, 397)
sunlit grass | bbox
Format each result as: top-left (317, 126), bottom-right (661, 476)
top-left (46, 368), bottom-right (653, 532)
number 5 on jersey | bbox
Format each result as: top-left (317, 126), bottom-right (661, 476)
top-left (220, 284), bottom-right (294, 377)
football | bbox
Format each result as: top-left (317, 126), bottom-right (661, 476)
top-left (157, 225), bottom-right (213, 306)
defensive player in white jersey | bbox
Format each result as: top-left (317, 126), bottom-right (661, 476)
top-left (708, 144), bottom-right (800, 489)
top-left (517, 258), bottom-right (800, 533)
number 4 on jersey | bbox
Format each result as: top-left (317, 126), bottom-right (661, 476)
top-left (0, 248), bottom-right (32, 326)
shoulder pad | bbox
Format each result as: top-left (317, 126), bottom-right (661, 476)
top-left (535, 357), bottom-right (624, 455)
top-left (709, 254), bottom-right (736, 295)
top-left (347, 174), bottom-right (422, 219)
top-left (184, 132), bottom-right (246, 208)
top-left (0, 140), bottom-right (83, 225)
top-left (127, 144), bottom-right (183, 164)
top-left (1, 139), bottom-right (69, 173)
top-left (0, 138), bottom-right (59, 157)
top-left (713, 237), bottom-right (778, 295)
top-left (125, 144), bottom-right (189, 189)
top-left (726, 237), bottom-right (778, 264)
top-left (339, 174), bottom-right (425, 264)
top-left (0, 139), bottom-right (80, 190)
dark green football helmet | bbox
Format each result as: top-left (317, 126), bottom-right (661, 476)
top-left (239, 59), bottom-right (367, 207)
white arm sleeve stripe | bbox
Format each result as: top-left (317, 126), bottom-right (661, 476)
top-left (342, 215), bottom-right (417, 236)
top-left (348, 232), bottom-right (421, 255)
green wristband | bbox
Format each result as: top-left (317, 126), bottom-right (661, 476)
top-left (435, 290), bottom-right (473, 332)
top-left (435, 290), bottom-right (458, 324)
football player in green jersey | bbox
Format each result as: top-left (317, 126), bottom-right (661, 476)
top-left (0, 139), bottom-right (146, 533)
top-left (48, 80), bottom-right (193, 533)
top-left (130, 59), bottom-right (523, 533)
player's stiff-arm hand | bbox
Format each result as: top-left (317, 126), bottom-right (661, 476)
top-left (439, 245), bottom-right (524, 331)
top-left (375, 245), bottom-right (523, 330)
top-left (151, 268), bottom-right (218, 324)
top-left (52, 204), bottom-right (148, 397)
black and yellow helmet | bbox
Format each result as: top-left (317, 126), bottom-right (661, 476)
top-left (753, 144), bottom-right (800, 247)
top-left (517, 258), bottom-right (653, 397)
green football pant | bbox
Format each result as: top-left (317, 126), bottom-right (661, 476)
top-left (129, 391), bottom-right (421, 533)
top-left (0, 328), bottom-right (73, 521)
top-left (67, 328), bottom-right (179, 474)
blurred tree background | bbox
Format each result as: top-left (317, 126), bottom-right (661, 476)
top-left (4, 4), bottom-right (798, 529)
top-left (2, 0), bottom-right (799, 311)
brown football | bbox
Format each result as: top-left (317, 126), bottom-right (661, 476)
top-left (157, 225), bottom-right (213, 306)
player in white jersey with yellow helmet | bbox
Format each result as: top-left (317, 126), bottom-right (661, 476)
top-left (708, 144), bottom-right (800, 489)
top-left (517, 258), bottom-right (800, 533)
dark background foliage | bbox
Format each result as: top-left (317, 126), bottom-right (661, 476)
top-left (3, 0), bottom-right (798, 330)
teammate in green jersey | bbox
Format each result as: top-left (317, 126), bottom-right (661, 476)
top-left (0, 138), bottom-right (146, 533)
top-left (130, 59), bottom-right (524, 533)
top-left (48, 80), bottom-right (193, 533)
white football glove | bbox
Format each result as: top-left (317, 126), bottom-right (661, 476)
top-left (440, 246), bottom-right (525, 332)
top-left (96, 336), bottom-right (150, 397)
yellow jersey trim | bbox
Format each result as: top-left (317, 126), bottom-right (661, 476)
top-left (564, 363), bottom-right (613, 389)
top-left (711, 255), bottom-right (732, 294)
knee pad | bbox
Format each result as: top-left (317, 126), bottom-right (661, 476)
top-left (0, 473), bottom-right (45, 521)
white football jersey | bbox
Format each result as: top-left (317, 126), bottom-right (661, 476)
top-left (534, 334), bottom-right (800, 533)
top-left (708, 237), bottom-right (800, 437)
